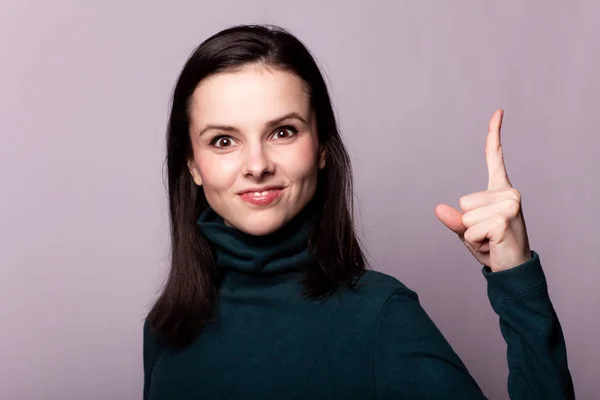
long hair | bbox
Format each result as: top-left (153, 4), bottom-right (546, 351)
top-left (147, 24), bottom-right (367, 348)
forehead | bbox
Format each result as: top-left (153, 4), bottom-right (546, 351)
top-left (189, 64), bottom-right (310, 127)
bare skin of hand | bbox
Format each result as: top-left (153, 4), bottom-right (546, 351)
top-left (435, 109), bottom-right (532, 272)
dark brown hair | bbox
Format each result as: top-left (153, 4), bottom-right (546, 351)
top-left (147, 24), bottom-right (367, 348)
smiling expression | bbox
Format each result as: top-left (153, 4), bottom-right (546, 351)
top-left (187, 64), bottom-right (326, 236)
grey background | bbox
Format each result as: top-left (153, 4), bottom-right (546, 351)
top-left (1, 1), bottom-right (598, 399)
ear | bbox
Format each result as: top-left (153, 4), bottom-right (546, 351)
top-left (187, 158), bottom-right (203, 186)
top-left (318, 147), bottom-right (326, 170)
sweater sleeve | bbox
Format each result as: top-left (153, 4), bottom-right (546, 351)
top-left (373, 287), bottom-right (487, 399)
top-left (373, 250), bottom-right (575, 399)
top-left (143, 319), bottom-right (163, 400)
top-left (482, 250), bottom-right (575, 399)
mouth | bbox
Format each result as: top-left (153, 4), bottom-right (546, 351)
top-left (237, 186), bottom-right (285, 206)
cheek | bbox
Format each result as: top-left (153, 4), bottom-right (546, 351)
top-left (279, 138), bottom-right (319, 180)
top-left (196, 153), bottom-right (239, 190)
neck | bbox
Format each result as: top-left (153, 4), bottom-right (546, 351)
top-left (196, 205), bottom-right (314, 276)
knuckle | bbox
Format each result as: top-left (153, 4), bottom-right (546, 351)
top-left (461, 212), bottom-right (470, 227)
top-left (508, 188), bottom-right (521, 202)
top-left (505, 198), bottom-right (521, 215)
top-left (459, 196), bottom-right (469, 210)
top-left (463, 229), bottom-right (472, 243)
top-left (495, 215), bottom-right (508, 229)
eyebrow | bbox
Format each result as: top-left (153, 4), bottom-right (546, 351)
top-left (197, 112), bottom-right (309, 136)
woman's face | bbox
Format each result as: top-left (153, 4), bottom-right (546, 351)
top-left (187, 64), bottom-right (325, 236)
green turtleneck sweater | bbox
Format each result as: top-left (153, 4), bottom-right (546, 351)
top-left (143, 208), bottom-right (574, 399)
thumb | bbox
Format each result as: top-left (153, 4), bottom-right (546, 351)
top-left (435, 204), bottom-right (467, 236)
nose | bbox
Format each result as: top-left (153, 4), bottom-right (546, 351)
top-left (243, 142), bottom-right (274, 180)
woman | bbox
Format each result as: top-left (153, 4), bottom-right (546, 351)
top-left (143, 24), bottom-right (574, 399)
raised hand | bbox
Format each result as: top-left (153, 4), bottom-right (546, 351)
top-left (435, 109), bottom-right (532, 272)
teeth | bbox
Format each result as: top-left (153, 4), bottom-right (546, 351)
top-left (251, 191), bottom-right (269, 196)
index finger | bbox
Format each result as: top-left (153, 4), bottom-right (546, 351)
top-left (486, 109), bottom-right (512, 190)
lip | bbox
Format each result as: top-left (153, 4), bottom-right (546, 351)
top-left (237, 186), bottom-right (285, 206)
top-left (237, 185), bottom-right (285, 195)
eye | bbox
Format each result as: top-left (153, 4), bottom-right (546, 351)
top-left (209, 135), bottom-right (235, 148)
top-left (271, 125), bottom-right (299, 140)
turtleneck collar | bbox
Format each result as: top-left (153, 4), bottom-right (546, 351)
top-left (196, 205), bottom-right (313, 276)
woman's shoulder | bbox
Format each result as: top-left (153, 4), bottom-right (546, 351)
top-left (333, 269), bottom-right (418, 312)
top-left (355, 269), bottom-right (416, 297)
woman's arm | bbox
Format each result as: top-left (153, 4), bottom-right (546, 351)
top-left (373, 287), bottom-right (487, 399)
top-left (482, 250), bottom-right (575, 399)
top-left (373, 250), bottom-right (574, 399)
